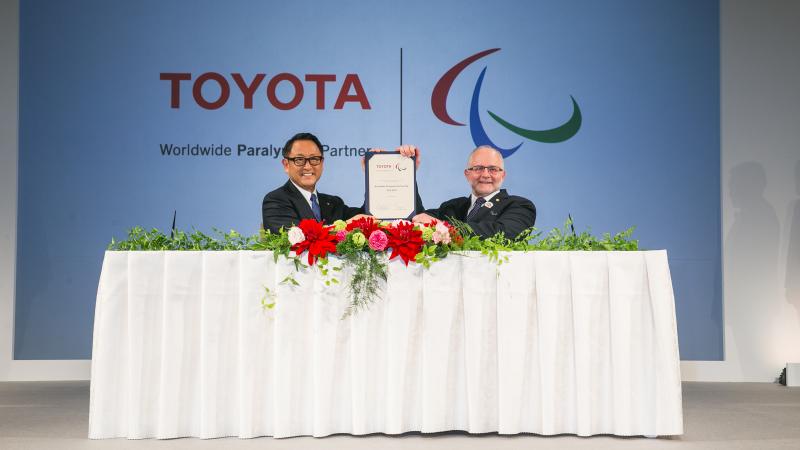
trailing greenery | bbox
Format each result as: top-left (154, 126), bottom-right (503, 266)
top-left (340, 251), bottom-right (387, 318)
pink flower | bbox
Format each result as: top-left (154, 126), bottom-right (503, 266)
top-left (335, 230), bottom-right (347, 242)
top-left (432, 222), bottom-right (451, 245)
top-left (432, 230), bottom-right (450, 245)
top-left (368, 230), bottom-right (389, 251)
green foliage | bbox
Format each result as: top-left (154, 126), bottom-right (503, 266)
top-left (316, 257), bottom-right (342, 287)
top-left (108, 217), bottom-right (637, 253)
top-left (526, 217), bottom-right (639, 251)
top-left (250, 228), bottom-right (293, 262)
top-left (340, 251), bottom-right (387, 318)
top-left (260, 286), bottom-right (276, 309)
top-left (107, 226), bottom-right (260, 251)
top-left (280, 275), bottom-right (300, 286)
top-left (445, 216), bottom-right (638, 253)
top-left (332, 231), bottom-right (389, 317)
top-left (414, 244), bottom-right (442, 268)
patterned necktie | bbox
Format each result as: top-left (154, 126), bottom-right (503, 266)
top-left (466, 197), bottom-right (486, 220)
top-left (310, 193), bottom-right (322, 221)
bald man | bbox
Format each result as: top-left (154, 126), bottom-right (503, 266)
top-left (412, 145), bottom-right (536, 238)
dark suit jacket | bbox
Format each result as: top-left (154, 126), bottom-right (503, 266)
top-left (262, 180), bottom-right (426, 233)
top-left (262, 181), bottom-right (362, 233)
top-left (425, 189), bottom-right (536, 239)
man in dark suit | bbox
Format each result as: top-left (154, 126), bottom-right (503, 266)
top-left (412, 145), bottom-right (536, 238)
top-left (262, 132), bottom-right (421, 232)
top-left (262, 132), bottom-right (359, 232)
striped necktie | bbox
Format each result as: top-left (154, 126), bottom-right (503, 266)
top-left (466, 197), bottom-right (486, 220)
top-left (310, 193), bottom-right (322, 221)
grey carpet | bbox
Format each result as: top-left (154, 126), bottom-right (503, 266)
top-left (1, 381), bottom-right (799, 449)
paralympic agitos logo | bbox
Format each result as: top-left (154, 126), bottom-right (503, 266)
top-left (431, 48), bottom-right (581, 157)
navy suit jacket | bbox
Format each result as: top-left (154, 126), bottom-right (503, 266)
top-left (261, 181), bottom-right (362, 233)
top-left (425, 189), bottom-right (536, 239)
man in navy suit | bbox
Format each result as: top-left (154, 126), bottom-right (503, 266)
top-left (261, 132), bottom-right (357, 232)
top-left (261, 132), bottom-right (421, 232)
top-left (412, 145), bottom-right (536, 238)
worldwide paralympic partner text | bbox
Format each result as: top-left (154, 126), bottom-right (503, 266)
top-left (159, 143), bottom-right (372, 158)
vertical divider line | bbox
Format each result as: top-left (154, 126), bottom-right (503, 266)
top-left (400, 48), bottom-right (403, 145)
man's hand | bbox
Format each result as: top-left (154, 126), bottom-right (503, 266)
top-left (412, 213), bottom-right (436, 225)
top-left (396, 144), bottom-right (421, 169)
top-left (347, 214), bottom-right (373, 223)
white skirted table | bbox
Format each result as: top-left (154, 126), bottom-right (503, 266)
top-left (88, 250), bottom-right (683, 439)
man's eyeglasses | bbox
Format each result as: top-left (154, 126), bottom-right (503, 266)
top-left (466, 165), bottom-right (504, 174)
top-left (285, 156), bottom-right (324, 166)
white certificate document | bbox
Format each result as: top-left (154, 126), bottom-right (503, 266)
top-left (365, 152), bottom-right (416, 219)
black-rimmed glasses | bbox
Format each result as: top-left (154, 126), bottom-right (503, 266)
top-left (285, 156), bottom-right (324, 166)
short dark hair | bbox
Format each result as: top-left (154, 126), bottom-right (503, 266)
top-left (282, 132), bottom-right (323, 158)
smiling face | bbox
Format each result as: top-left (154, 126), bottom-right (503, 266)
top-left (282, 139), bottom-right (324, 192)
top-left (464, 146), bottom-right (506, 197)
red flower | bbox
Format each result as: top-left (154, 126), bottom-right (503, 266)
top-left (291, 219), bottom-right (338, 265)
top-left (386, 221), bottom-right (424, 265)
top-left (346, 216), bottom-right (382, 238)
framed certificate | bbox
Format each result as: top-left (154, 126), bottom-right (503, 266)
top-left (364, 151), bottom-right (417, 220)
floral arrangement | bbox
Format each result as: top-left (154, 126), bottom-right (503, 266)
top-left (286, 217), bottom-right (449, 267)
top-left (108, 217), bottom-right (639, 317)
top-left (281, 217), bottom-right (463, 315)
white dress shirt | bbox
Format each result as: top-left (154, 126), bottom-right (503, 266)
top-left (469, 190), bottom-right (500, 211)
top-left (290, 180), bottom-right (319, 209)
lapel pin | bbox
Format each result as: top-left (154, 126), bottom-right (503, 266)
top-left (484, 201), bottom-right (494, 209)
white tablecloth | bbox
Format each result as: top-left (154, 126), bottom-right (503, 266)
top-left (88, 250), bottom-right (683, 439)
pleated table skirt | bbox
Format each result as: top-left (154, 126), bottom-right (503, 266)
top-left (88, 250), bottom-right (683, 439)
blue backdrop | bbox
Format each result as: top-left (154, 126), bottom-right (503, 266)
top-left (16, 0), bottom-right (721, 360)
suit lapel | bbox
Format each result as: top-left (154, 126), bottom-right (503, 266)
top-left (283, 181), bottom-right (316, 220)
top-left (454, 197), bottom-right (471, 220)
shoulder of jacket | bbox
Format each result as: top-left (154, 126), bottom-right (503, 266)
top-left (501, 194), bottom-right (536, 210)
top-left (263, 181), bottom-right (296, 202)
top-left (264, 185), bottom-right (285, 200)
top-left (442, 196), bottom-right (469, 207)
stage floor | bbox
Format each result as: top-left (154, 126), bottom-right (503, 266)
top-left (1, 381), bottom-right (799, 449)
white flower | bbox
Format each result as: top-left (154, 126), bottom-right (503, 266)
top-left (287, 226), bottom-right (305, 245)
